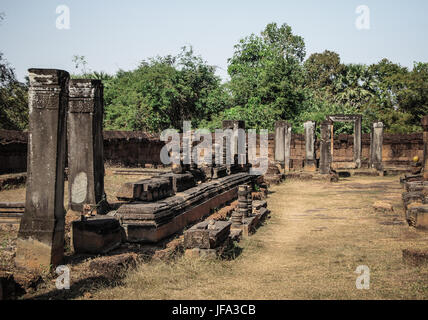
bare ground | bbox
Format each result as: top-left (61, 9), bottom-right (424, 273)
top-left (89, 175), bottom-right (428, 300)
top-left (1, 172), bottom-right (427, 299)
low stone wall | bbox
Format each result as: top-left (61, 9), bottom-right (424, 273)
top-left (0, 130), bottom-right (423, 174)
top-left (0, 130), bottom-right (165, 173)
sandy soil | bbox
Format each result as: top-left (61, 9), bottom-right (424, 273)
top-left (89, 175), bottom-right (428, 300)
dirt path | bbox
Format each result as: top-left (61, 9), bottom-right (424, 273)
top-left (90, 175), bottom-right (427, 300)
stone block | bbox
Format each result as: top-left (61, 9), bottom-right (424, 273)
top-left (160, 172), bottom-right (196, 193)
top-left (212, 166), bottom-right (228, 179)
top-left (402, 192), bottom-right (426, 210)
top-left (118, 173), bottom-right (255, 242)
top-left (406, 205), bottom-right (428, 229)
top-left (184, 220), bottom-right (231, 249)
top-left (72, 217), bottom-right (123, 254)
top-left (116, 177), bottom-right (174, 201)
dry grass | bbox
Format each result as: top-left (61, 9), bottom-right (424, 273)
top-left (0, 166), bottom-right (154, 205)
top-left (1, 170), bottom-right (427, 299)
top-left (90, 175), bottom-right (428, 300)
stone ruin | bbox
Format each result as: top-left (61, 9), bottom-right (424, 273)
top-left (399, 115), bottom-right (428, 230)
top-left (11, 69), bottom-right (271, 276)
top-left (269, 114), bottom-right (386, 182)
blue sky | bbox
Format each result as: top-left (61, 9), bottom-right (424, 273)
top-left (1, 0), bottom-right (427, 82)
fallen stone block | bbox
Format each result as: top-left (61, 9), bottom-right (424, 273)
top-left (117, 173), bottom-right (256, 243)
top-left (406, 205), bottom-right (428, 229)
top-left (72, 217), bottom-right (124, 254)
top-left (184, 220), bottom-right (231, 249)
top-left (257, 207), bottom-right (270, 222)
top-left (212, 166), bottom-right (228, 179)
top-left (229, 229), bottom-right (242, 242)
top-left (405, 181), bottom-right (428, 193)
top-left (160, 172), bottom-right (196, 193)
top-left (400, 174), bottom-right (423, 186)
top-left (372, 201), bottom-right (394, 213)
top-left (184, 238), bottom-right (232, 259)
top-left (116, 177), bottom-right (174, 202)
top-left (252, 200), bottom-right (267, 214)
top-left (402, 192), bottom-right (426, 210)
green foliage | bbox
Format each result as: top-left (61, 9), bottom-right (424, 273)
top-left (0, 52), bottom-right (28, 130)
top-left (103, 47), bottom-right (229, 132)
top-left (223, 23), bottom-right (308, 131)
top-left (0, 20), bottom-right (427, 135)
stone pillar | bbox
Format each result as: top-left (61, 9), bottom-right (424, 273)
top-left (222, 120), bottom-right (245, 173)
top-left (370, 122), bottom-right (383, 171)
top-left (274, 121), bottom-right (286, 164)
top-left (15, 69), bottom-right (69, 272)
top-left (353, 116), bottom-right (362, 168)
top-left (232, 185), bottom-right (248, 227)
top-left (422, 116), bottom-right (428, 181)
top-left (284, 124), bottom-right (292, 172)
top-left (320, 121), bottom-right (332, 174)
top-left (246, 184), bottom-right (253, 216)
top-left (304, 121), bottom-right (316, 171)
top-left (68, 79), bottom-right (106, 212)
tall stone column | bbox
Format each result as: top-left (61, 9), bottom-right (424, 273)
top-left (68, 79), bottom-right (106, 212)
top-left (222, 120), bottom-right (245, 173)
top-left (284, 123), bottom-right (292, 172)
top-left (370, 122), bottom-right (383, 171)
top-left (320, 121), bottom-right (332, 174)
top-left (422, 116), bottom-right (428, 180)
top-left (274, 121), bottom-right (286, 164)
top-left (304, 121), bottom-right (316, 171)
top-left (353, 116), bottom-right (362, 168)
top-left (15, 69), bottom-right (69, 272)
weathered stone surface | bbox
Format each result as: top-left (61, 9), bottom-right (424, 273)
top-left (16, 69), bottom-right (69, 272)
top-left (327, 114), bottom-right (362, 168)
top-left (184, 220), bottom-right (231, 249)
top-left (406, 205), bottom-right (428, 229)
top-left (372, 201), bottom-right (394, 213)
top-left (160, 172), bottom-right (196, 193)
top-left (274, 121), bottom-right (286, 163)
top-left (304, 121), bottom-right (316, 171)
top-left (212, 166), bottom-right (228, 179)
top-left (68, 79), bottom-right (106, 212)
top-left (116, 177), bottom-right (174, 202)
top-left (252, 200), bottom-right (267, 214)
top-left (370, 122), bottom-right (384, 171)
top-left (401, 174), bottom-right (423, 185)
top-left (72, 217), bottom-right (123, 254)
top-left (405, 181), bottom-right (428, 193)
top-left (117, 172), bottom-right (256, 242)
top-left (402, 192), bottom-right (426, 210)
top-left (222, 120), bottom-right (246, 174)
top-left (320, 121), bottom-right (332, 174)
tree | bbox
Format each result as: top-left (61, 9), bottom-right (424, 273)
top-left (104, 46), bottom-right (229, 132)
top-left (0, 52), bottom-right (28, 130)
top-left (225, 22), bottom-right (308, 131)
top-left (304, 50), bottom-right (345, 96)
